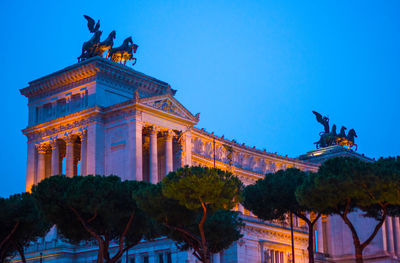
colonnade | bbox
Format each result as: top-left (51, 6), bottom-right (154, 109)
top-left (146, 126), bottom-right (175, 184)
top-left (34, 124), bottom-right (183, 185)
top-left (383, 216), bottom-right (400, 256)
top-left (35, 131), bottom-right (87, 182)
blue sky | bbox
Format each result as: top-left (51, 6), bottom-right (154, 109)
top-left (1, 0), bottom-right (399, 197)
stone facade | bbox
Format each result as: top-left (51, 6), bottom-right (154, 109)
top-left (15, 57), bottom-right (400, 263)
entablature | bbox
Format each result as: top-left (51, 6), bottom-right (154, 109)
top-left (191, 128), bottom-right (319, 175)
top-left (22, 107), bottom-right (102, 142)
top-left (20, 57), bottom-right (175, 101)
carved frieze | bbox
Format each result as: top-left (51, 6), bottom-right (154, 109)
top-left (142, 98), bottom-right (186, 118)
top-left (25, 115), bottom-right (100, 142)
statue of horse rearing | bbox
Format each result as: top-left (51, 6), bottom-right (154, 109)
top-left (77, 15), bottom-right (139, 66)
top-left (107, 36), bottom-right (139, 65)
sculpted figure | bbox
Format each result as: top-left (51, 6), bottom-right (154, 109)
top-left (107, 36), bottom-right (139, 65)
top-left (78, 15), bottom-right (102, 62)
top-left (93, 30), bottom-right (116, 57)
top-left (312, 111), bottom-right (330, 134)
top-left (312, 111), bottom-right (358, 150)
top-left (77, 15), bottom-right (139, 66)
top-left (338, 129), bottom-right (358, 150)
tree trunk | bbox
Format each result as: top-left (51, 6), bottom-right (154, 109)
top-left (199, 201), bottom-right (210, 263)
top-left (307, 228), bottom-right (315, 263)
top-left (15, 242), bottom-right (26, 263)
top-left (69, 206), bottom-right (105, 263)
top-left (355, 245), bottom-right (364, 263)
top-left (295, 212), bottom-right (320, 263)
top-left (339, 212), bottom-right (363, 263)
top-left (0, 221), bottom-right (19, 251)
top-left (108, 213), bottom-right (136, 263)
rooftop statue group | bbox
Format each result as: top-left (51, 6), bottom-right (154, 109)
top-left (77, 15), bottom-right (139, 65)
top-left (312, 111), bottom-right (357, 151)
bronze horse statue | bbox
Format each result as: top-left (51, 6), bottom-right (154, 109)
top-left (107, 36), bottom-right (139, 65)
top-left (92, 30), bottom-right (116, 57)
top-left (77, 15), bottom-right (139, 66)
top-left (312, 111), bottom-right (358, 151)
top-left (78, 30), bottom-right (102, 62)
top-left (338, 128), bottom-right (357, 150)
top-left (314, 124), bottom-right (337, 148)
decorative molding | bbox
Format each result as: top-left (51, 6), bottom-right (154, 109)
top-left (140, 94), bottom-right (199, 123)
top-left (36, 143), bottom-right (50, 154)
top-left (244, 225), bottom-right (308, 246)
top-left (21, 57), bottom-right (172, 100)
top-left (25, 115), bottom-right (99, 142)
top-left (191, 130), bottom-right (319, 173)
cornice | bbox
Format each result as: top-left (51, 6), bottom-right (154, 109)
top-left (192, 153), bottom-right (263, 185)
top-left (20, 57), bottom-right (174, 99)
top-left (139, 94), bottom-right (199, 123)
top-left (22, 107), bottom-right (103, 141)
top-left (244, 223), bottom-right (308, 246)
top-left (192, 128), bottom-right (319, 171)
top-left (102, 96), bottom-right (198, 126)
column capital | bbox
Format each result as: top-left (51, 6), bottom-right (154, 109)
top-left (148, 126), bottom-right (160, 136)
top-left (64, 134), bottom-right (75, 144)
top-left (135, 120), bottom-right (145, 126)
top-left (163, 130), bottom-right (175, 140)
top-left (36, 143), bottom-right (49, 154)
top-left (49, 139), bottom-right (58, 149)
top-left (78, 129), bottom-right (87, 140)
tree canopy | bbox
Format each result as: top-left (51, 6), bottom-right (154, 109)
top-left (242, 168), bottom-right (320, 263)
top-left (296, 157), bottom-right (400, 263)
top-left (136, 166), bottom-right (243, 263)
top-left (0, 193), bottom-right (51, 263)
top-left (32, 175), bottom-right (156, 263)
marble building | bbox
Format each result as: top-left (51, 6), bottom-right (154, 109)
top-left (16, 57), bottom-right (400, 263)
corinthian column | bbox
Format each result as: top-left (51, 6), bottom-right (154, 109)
top-left (65, 135), bottom-right (75, 177)
top-left (80, 130), bottom-right (87, 176)
top-left (394, 217), bottom-right (400, 256)
top-left (165, 130), bottom-right (174, 176)
top-left (316, 217), bottom-right (325, 253)
top-left (149, 126), bottom-right (159, 184)
top-left (37, 144), bottom-right (48, 183)
top-left (50, 140), bottom-right (60, 176)
top-left (386, 216), bottom-right (395, 254)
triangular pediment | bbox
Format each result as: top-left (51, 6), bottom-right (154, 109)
top-left (140, 94), bottom-right (199, 123)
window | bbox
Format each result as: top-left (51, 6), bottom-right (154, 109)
top-left (263, 249), bottom-right (284, 263)
top-left (129, 257), bottom-right (135, 263)
top-left (43, 103), bottom-right (53, 119)
top-left (35, 107), bottom-right (40, 122)
top-left (57, 98), bottom-right (67, 115)
top-left (71, 93), bottom-right (81, 110)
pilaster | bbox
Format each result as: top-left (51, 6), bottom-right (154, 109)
top-left (128, 116), bottom-right (143, 181)
top-left (86, 120), bottom-right (105, 175)
top-left (26, 142), bottom-right (36, 192)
